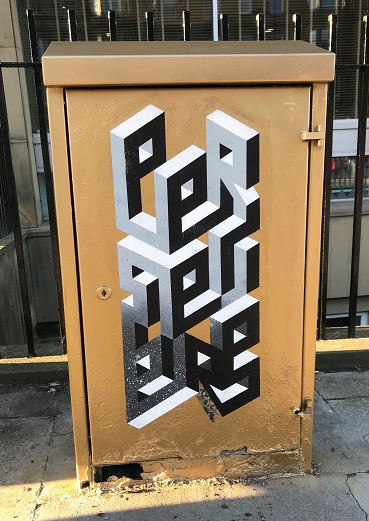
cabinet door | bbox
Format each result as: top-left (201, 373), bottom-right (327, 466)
top-left (66, 86), bottom-right (310, 465)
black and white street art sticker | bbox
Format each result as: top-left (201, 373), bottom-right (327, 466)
top-left (110, 105), bottom-right (260, 429)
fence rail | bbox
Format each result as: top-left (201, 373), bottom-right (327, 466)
top-left (0, 7), bottom-right (368, 357)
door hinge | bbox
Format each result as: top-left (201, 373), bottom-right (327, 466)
top-left (299, 125), bottom-right (325, 147)
top-left (294, 397), bottom-right (313, 417)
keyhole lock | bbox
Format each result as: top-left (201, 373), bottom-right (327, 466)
top-left (96, 286), bottom-right (112, 300)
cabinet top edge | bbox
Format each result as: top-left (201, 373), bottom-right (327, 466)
top-left (42, 41), bottom-right (335, 87)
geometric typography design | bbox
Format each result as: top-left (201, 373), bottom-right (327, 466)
top-left (110, 105), bottom-right (260, 429)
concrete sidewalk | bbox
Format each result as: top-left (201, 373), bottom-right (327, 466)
top-left (1, 371), bottom-right (369, 521)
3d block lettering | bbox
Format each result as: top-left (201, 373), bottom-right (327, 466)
top-left (110, 105), bottom-right (260, 428)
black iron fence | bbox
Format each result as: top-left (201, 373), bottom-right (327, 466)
top-left (318, 14), bottom-right (369, 340)
top-left (0, 8), bottom-right (368, 357)
top-left (0, 10), bottom-right (65, 357)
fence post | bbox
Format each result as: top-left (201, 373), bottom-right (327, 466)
top-left (146, 11), bottom-right (155, 41)
top-left (183, 10), bottom-right (191, 41)
top-left (108, 10), bottom-right (117, 41)
top-left (68, 9), bottom-right (78, 41)
top-left (220, 13), bottom-right (229, 41)
top-left (256, 14), bottom-right (265, 41)
top-left (293, 13), bottom-right (302, 41)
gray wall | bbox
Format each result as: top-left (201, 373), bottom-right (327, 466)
top-left (0, 231), bottom-right (59, 346)
top-left (0, 238), bottom-right (25, 345)
top-left (26, 232), bottom-right (58, 324)
top-left (328, 201), bottom-right (369, 301)
top-left (0, 0), bottom-right (41, 229)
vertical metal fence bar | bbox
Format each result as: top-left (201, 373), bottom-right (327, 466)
top-left (0, 67), bottom-right (35, 356)
top-left (26, 9), bottom-right (66, 353)
top-left (68, 9), bottom-right (78, 41)
top-left (160, 0), bottom-right (165, 41)
top-left (318, 13), bottom-right (337, 340)
top-left (0, 151), bottom-right (6, 238)
top-left (0, 157), bottom-right (4, 237)
top-left (238, 0), bottom-right (242, 40)
top-left (53, 0), bottom-right (61, 40)
top-left (136, 0), bottom-right (142, 41)
top-left (0, 90), bottom-right (12, 240)
top-left (212, 0), bottom-right (219, 41)
top-left (108, 10), bottom-right (117, 41)
top-left (293, 13), bottom-right (302, 41)
top-left (348, 15), bottom-right (369, 337)
top-left (81, 0), bottom-right (89, 40)
top-left (354, 1), bottom-right (363, 119)
top-left (256, 13), bottom-right (265, 41)
top-left (183, 10), bottom-right (191, 41)
top-left (0, 135), bottom-right (12, 238)
top-left (4, 127), bottom-right (12, 235)
top-left (220, 13), bottom-right (229, 41)
top-left (285, 0), bottom-right (289, 40)
top-left (146, 11), bottom-right (154, 41)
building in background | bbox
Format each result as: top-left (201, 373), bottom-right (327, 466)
top-left (0, 0), bottom-right (368, 348)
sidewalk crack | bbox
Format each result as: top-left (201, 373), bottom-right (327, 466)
top-left (346, 475), bottom-right (369, 521)
top-left (315, 388), bottom-right (336, 411)
top-left (328, 395), bottom-right (369, 401)
top-left (42, 417), bottom-right (56, 480)
top-left (0, 414), bottom-right (56, 420)
top-left (31, 417), bottom-right (56, 520)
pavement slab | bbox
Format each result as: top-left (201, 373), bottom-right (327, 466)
top-left (0, 382), bottom-right (70, 419)
top-left (1, 371), bottom-right (369, 521)
top-left (313, 391), bottom-right (369, 474)
top-left (0, 416), bottom-right (53, 487)
top-left (41, 432), bottom-right (76, 499)
top-left (327, 397), bottom-right (369, 442)
top-left (0, 416), bottom-right (53, 521)
top-left (315, 371), bottom-right (369, 400)
top-left (346, 473), bottom-right (369, 520)
top-left (0, 382), bottom-right (72, 520)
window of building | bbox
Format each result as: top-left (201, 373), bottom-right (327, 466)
top-left (240, 0), bottom-right (252, 15)
top-left (269, 0), bottom-right (283, 14)
top-left (326, 312), bottom-right (369, 327)
top-left (331, 156), bottom-right (369, 200)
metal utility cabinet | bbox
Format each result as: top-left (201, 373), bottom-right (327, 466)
top-left (43, 41), bottom-right (335, 488)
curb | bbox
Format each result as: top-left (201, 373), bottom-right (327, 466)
top-left (316, 350), bottom-right (369, 372)
top-left (0, 358), bottom-right (69, 384)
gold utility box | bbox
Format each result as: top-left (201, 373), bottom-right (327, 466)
top-left (43, 41), bottom-right (334, 488)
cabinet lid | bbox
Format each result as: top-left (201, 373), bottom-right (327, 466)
top-left (42, 40), bottom-right (335, 87)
